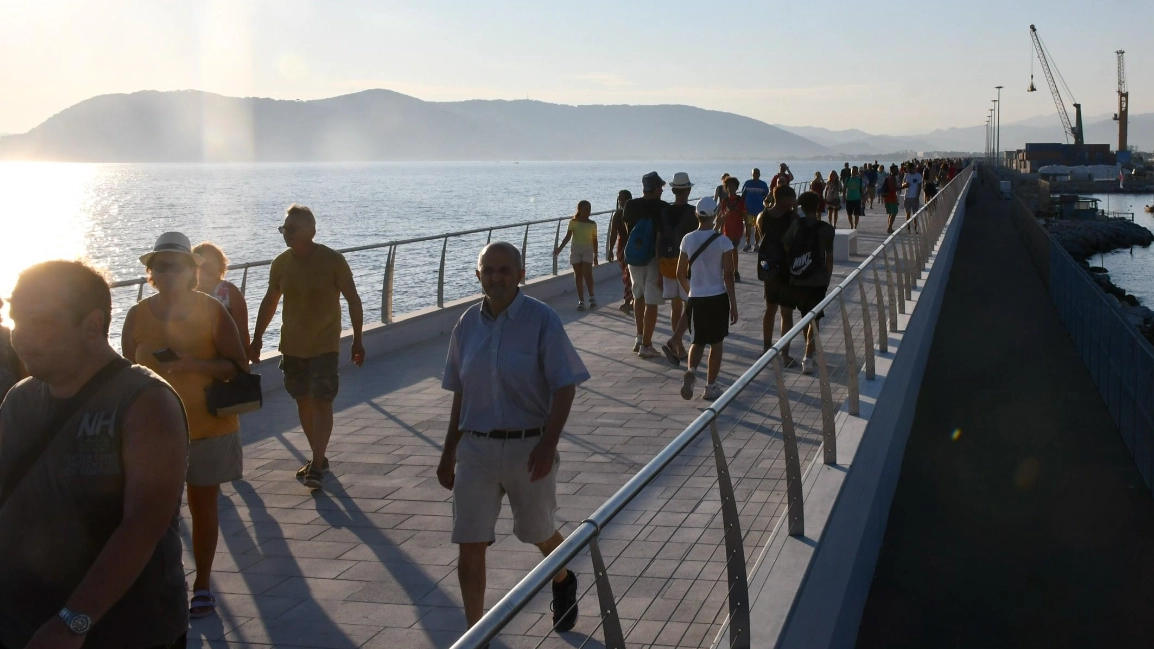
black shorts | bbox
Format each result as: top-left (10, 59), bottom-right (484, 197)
top-left (281, 352), bottom-right (340, 402)
top-left (688, 293), bottom-right (730, 345)
top-left (763, 276), bottom-right (796, 309)
top-left (790, 285), bottom-right (828, 319)
top-left (846, 199), bottom-right (862, 216)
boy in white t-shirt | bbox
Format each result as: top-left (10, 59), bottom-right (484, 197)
top-left (668, 196), bottom-right (738, 401)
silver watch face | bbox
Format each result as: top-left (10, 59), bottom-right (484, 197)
top-left (67, 613), bottom-right (91, 634)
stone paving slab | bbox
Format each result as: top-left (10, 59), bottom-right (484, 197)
top-left (184, 201), bottom-right (907, 649)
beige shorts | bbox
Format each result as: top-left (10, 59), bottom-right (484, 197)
top-left (663, 278), bottom-right (688, 301)
top-left (628, 259), bottom-right (662, 305)
top-left (452, 433), bottom-right (560, 544)
top-left (187, 431), bottom-right (243, 486)
top-left (570, 245), bottom-right (595, 265)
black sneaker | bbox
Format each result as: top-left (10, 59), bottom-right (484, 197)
top-left (551, 571), bottom-right (578, 632)
top-left (296, 457), bottom-right (329, 478)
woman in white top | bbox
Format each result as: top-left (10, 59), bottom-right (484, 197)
top-left (194, 242), bottom-right (251, 350)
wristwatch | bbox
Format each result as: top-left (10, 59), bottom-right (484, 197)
top-left (58, 607), bottom-right (92, 635)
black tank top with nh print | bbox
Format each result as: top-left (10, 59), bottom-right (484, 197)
top-left (0, 364), bottom-right (188, 649)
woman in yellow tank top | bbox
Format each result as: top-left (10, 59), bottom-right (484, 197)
top-left (552, 200), bottom-right (599, 310)
top-left (121, 232), bottom-right (249, 620)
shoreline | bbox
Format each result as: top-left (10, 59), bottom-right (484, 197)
top-left (1045, 218), bottom-right (1154, 344)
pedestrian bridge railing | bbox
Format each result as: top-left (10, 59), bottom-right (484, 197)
top-left (106, 202), bottom-right (684, 347)
top-left (452, 165), bottom-right (974, 649)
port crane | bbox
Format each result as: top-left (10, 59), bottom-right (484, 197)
top-left (1113, 50), bottom-right (1128, 152)
top-left (1028, 24), bottom-right (1084, 147)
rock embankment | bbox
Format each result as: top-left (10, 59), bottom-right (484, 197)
top-left (1045, 218), bottom-right (1154, 259)
top-left (1044, 218), bottom-right (1154, 345)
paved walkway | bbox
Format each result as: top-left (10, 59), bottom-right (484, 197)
top-left (187, 201), bottom-right (900, 649)
top-left (856, 183), bottom-right (1154, 646)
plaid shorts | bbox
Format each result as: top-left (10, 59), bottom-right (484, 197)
top-left (280, 352), bottom-right (340, 402)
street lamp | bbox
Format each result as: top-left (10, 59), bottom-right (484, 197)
top-left (992, 99), bottom-right (999, 166)
top-left (995, 85), bottom-right (1003, 167)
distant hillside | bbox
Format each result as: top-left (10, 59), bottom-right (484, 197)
top-left (0, 90), bottom-right (828, 162)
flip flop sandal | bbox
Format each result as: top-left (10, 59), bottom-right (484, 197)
top-left (190, 590), bottom-right (217, 619)
top-left (661, 344), bottom-right (681, 366)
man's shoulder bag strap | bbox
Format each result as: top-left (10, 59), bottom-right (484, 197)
top-left (0, 357), bottom-right (132, 509)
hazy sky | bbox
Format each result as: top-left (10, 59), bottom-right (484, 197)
top-left (3, 0), bottom-right (1150, 135)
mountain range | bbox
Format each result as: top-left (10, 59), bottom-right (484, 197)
top-left (0, 89), bottom-right (1148, 162)
top-left (0, 90), bottom-right (825, 162)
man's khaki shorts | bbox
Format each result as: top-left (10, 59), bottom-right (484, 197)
top-left (452, 433), bottom-right (560, 544)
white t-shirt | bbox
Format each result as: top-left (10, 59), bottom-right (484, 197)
top-left (904, 172), bottom-right (923, 199)
top-left (680, 229), bottom-right (734, 298)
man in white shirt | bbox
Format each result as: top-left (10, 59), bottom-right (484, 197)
top-left (902, 166), bottom-right (924, 224)
top-left (673, 197), bottom-right (738, 401)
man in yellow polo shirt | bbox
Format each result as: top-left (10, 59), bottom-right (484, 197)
top-left (250, 204), bottom-right (365, 490)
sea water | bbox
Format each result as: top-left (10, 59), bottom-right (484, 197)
top-left (1093, 193), bottom-right (1154, 307)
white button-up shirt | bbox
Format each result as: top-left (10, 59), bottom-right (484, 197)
top-left (442, 291), bottom-right (590, 432)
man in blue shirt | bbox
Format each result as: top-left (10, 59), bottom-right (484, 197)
top-left (438, 241), bottom-right (590, 636)
top-left (740, 168), bottom-right (770, 252)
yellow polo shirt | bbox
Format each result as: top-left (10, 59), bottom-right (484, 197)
top-left (269, 244), bottom-right (353, 358)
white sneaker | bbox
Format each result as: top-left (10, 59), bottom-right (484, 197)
top-left (638, 345), bottom-right (661, 359)
top-left (801, 357), bottom-right (813, 375)
top-left (633, 336), bottom-right (643, 353)
top-left (588, 296), bottom-right (597, 307)
top-left (576, 301), bottom-right (585, 311)
top-left (680, 371), bottom-right (697, 400)
top-left (702, 383), bottom-right (723, 400)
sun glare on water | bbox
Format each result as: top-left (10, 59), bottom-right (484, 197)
top-left (0, 163), bottom-right (99, 302)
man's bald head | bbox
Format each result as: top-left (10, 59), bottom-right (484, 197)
top-left (477, 241), bottom-right (522, 271)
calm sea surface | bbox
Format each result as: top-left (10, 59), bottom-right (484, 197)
top-left (1094, 193), bottom-right (1154, 306)
top-left (0, 160), bottom-right (881, 347)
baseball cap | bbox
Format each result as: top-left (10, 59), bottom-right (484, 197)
top-left (695, 196), bottom-right (718, 218)
top-left (642, 171), bottom-right (665, 192)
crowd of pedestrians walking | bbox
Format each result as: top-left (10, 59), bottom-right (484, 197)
top-left (0, 157), bottom-right (966, 646)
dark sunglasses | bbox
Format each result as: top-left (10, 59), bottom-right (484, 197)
top-left (278, 225), bottom-right (300, 234)
top-left (150, 260), bottom-right (193, 274)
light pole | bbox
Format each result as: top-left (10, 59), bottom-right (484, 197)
top-left (992, 99), bottom-right (999, 166)
top-left (995, 85), bottom-right (1003, 167)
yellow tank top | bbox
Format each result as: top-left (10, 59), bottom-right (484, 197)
top-left (132, 292), bottom-right (239, 440)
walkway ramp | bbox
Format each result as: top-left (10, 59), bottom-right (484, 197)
top-left (186, 203), bottom-right (897, 649)
top-left (856, 182), bottom-right (1154, 646)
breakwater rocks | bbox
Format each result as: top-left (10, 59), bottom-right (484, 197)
top-left (1044, 218), bottom-right (1154, 345)
top-left (1045, 218), bottom-right (1154, 259)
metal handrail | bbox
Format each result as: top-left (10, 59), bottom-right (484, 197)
top-left (451, 165), bottom-right (975, 649)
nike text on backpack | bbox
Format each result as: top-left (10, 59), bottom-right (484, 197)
top-left (624, 217), bottom-right (656, 266)
top-left (788, 222), bottom-right (826, 280)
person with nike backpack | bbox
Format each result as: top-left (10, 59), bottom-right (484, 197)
top-left (782, 191), bottom-right (835, 376)
top-left (756, 185), bottom-right (798, 365)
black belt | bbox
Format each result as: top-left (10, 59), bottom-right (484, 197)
top-left (468, 428), bottom-right (543, 440)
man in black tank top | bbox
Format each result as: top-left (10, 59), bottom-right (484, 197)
top-left (0, 261), bottom-right (189, 649)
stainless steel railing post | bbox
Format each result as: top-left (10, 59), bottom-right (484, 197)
top-left (486, 228), bottom-right (493, 245)
top-left (239, 266), bottom-right (249, 296)
top-left (552, 219), bottom-right (562, 276)
top-left (840, 294), bottom-right (860, 416)
top-left (710, 419), bottom-right (750, 649)
top-left (437, 236), bottom-right (449, 309)
top-left (587, 537), bottom-right (626, 649)
top-left (773, 356), bottom-right (804, 537)
top-left (889, 241), bottom-right (906, 317)
top-left (520, 224), bottom-right (529, 286)
top-left (381, 244), bottom-right (396, 323)
top-left (136, 282), bottom-right (144, 303)
top-left (812, 322), bottom-right (837, 465)
top-left (858, 275), bottom-right (876, 378)
top-left (872, 264), bottom-right (889, 354)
